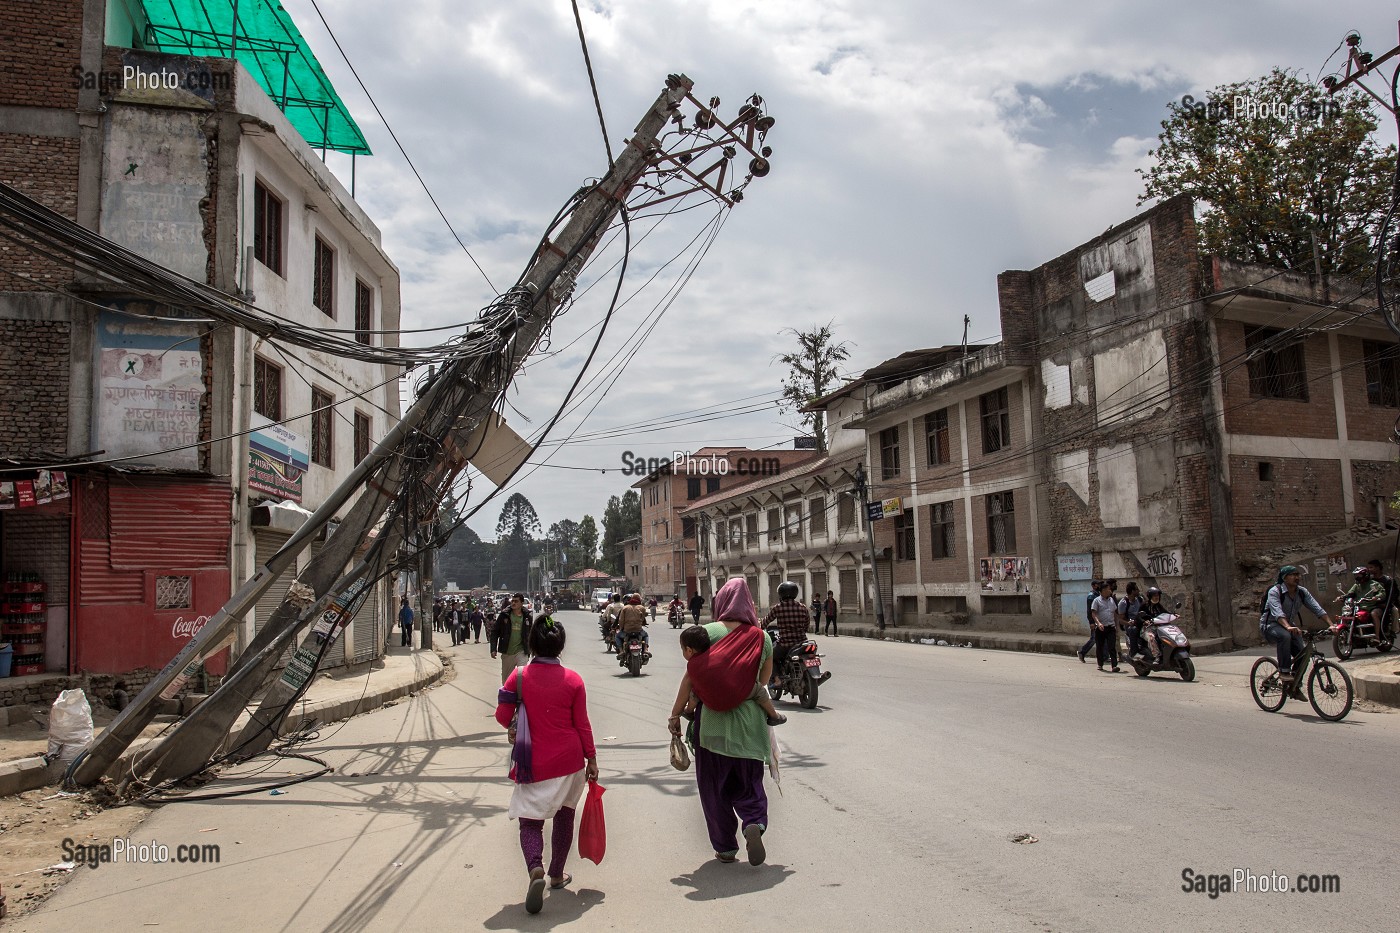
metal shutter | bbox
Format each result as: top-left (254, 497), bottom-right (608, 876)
top-left (254, 530), bottom-right (298, 668)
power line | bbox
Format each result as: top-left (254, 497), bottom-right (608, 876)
top-left (569, 0), bottom-right (614, 168)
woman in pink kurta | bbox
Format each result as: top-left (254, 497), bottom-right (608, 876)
top-left (495, 617), bottom-right (598, 914)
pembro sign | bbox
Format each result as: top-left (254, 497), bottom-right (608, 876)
top-left (620, 451), bottom-right (784, 478)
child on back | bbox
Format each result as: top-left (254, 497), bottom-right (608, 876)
top-left (680, 625), bottom-right (786, 726)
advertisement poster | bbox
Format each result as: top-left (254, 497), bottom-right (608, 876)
top-left (248, 414), bottom-right (308, 502)
top-left (95, 310), bottom-right (203, 470)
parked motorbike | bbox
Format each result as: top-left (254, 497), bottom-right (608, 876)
top-left (1332, 596), bottom-right (1394, 660)
top-left (668, 605), bottom-right (686, 629)
top-left (1127, 612), bottom-right (1195, 681)
top-left (617, 630), bottom-right (650, 676)
top-left (764, 628), bottom-right (832, 709)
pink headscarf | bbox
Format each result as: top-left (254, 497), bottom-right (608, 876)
top-left (711, 577), bottom-right (758, 627)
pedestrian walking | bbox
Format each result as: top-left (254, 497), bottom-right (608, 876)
top-left (810, 595), bottom-right (823, 633)
top-left (1077, 580), bottom-right (1100, 662)
top-left (668, 577), bottom-right (775, 865)
top-left (495, 617), bottom-right (598, 914)
top-left (398, 596), bottom-right (414, 648)
top-left (449, 603), bottom-right (463, 646)
top-left (469, 605), bottom-right (485, 643)
top-left (823, 590), bottom-right (838, 636)
top-left (492, 593), bottom-right (534, 683)
top-left (1090, 581), bottom-right (1121, 672)
top-left (689, 592), bottom-right (705, 625)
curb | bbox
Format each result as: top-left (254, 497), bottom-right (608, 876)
top-left (1351, 656), bottom-right (1400, 706)
top-left (0, 652), bottom-right (446, 797)
top-left (839, 625), bottom-right (1235, 658)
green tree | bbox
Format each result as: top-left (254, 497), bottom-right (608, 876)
top-left (600, 490), bottom-right (641, 574)
top-left (776, 323), bottom-right (851, 453)
top-left (494, 493), bottom-right (541, 590)
top-left (1139, 68), bottom-right (1396, 276)
top-left (578, 514), bottom-right (599, 568)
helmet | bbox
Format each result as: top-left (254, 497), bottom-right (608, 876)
top-left (778, 580), bottom-right (800, 601)
top-left (1145, 586), bottom-right (1162, 599)
top-left (1353, 566), bottom-right (1372, 583)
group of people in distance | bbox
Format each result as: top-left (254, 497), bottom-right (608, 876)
top-left (491, 578), bottom-right (781, 914)
top-left (431, 596), bottom-right (488, 647)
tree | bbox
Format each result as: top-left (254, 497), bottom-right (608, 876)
top-left (578, 514), bottom-right (599, 568)
top-left (1139, 68), bottom-right (1396, 277)
top-left (600, 490), bottom-right (641, 574)
top-left (776, 323), bottom-right (851, 452)
top-left (494, 493), bottom-right (541, 590)
top-left (437, 524), bottom-right (494, 589)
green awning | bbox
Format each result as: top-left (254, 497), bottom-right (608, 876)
top-left (138, 0), bottom-right (371, 155)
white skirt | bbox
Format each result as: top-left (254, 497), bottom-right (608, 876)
top-left (508, 768), bottom-right (587, 820)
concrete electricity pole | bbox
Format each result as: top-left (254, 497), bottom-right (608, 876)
top-left (854, 463), bottom-right (887, 631)
top-left (71, 73), bottom-right (777, 788)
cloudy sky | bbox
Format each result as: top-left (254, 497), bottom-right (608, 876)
top-left (282, 0), bottom-right (1394, 547)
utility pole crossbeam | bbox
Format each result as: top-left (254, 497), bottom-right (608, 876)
top-left (70, 73), bottom-right (775, 789)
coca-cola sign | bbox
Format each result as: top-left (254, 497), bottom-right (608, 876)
top-left (172, 615), bottom-right (211, 639)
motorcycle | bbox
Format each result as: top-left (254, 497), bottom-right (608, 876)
top-left (668, 605), bottom-right (686, 629)
top-left (1332, 596), bottom-right (1394, 660)
top-left (1127, 612), bottom-right (1195, 681)
top-left (616, 630), bottom-right (650, 676)
top-left (765, 628), bottom-right (832, 709)
top-left (599, 611), bottom-right (617, 652)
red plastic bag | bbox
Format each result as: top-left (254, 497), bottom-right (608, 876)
top-left (578, 779), bottom-right (607, 865)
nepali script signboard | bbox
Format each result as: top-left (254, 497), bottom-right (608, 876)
top-left (95, 311), bottom-right (202, 470)
top-left (248, 414), bottom-right (308, 502)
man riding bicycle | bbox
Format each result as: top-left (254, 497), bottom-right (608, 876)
top-left (1262, 565), bottom-right (1333, 696)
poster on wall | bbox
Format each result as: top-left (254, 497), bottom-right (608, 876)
top-left (248, 415), bottom-right (308, 502)
top-left (95, 310), bottom-right (203, 470)
top-left (980, 556), bottom-right (1031, 591)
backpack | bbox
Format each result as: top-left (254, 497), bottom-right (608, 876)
top-left (1258, 583), bottom-right (1281, 625)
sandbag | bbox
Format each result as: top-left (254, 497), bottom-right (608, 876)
top-left (47, 689), bottom-right (93, 763)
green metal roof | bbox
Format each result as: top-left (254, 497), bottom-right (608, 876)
top-left (138, 0), bottom-right (371, 155)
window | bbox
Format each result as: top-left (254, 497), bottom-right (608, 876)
top-left (683, 517), bottom-right (695, 538)
top-left (745, 513), bottom-right (759, 545)
top-left (809, 496), bottom-right (827, 536)
top-left (716, 519), bottom-right (728, 552)
top-left (767, 507), bottom-right (781, 542)
top-left (894, 508), bottom-right (915, 561)
top-left (930, 502), bottom-right (955, 558)
top-left (981, 387), bottom-right (1010, 453)
top-left (313, 235), bottom-right (335, 316)
top-left (1244, 325), bottom-right (1307, 401)
top-left (785, 505), bottom-right (802, 541)
top-left (925, 408), bottom-right (951, 465)
top-left (355, 279), bottom-right (374, 346)
top-left (156, 575), bottom-right (192, 610)
top-left (838, 494), bottom-right (855, 530)
top-left (253, 355), bottom-right (282, 420)
top-left (1363, 339), bottom-right (1400, 408)
top-left (986, 491), bottom-right (1016, 553)
top-left (354, 411), bottom-right (371, 466)
top-left (311, 388), bottom-right (334, 468)
top-left (880, 426), bottom-right (901, 479)
top-left (706, 476), bottom-right (720, 494)
top-left (252, 180), bottom-right (283, 275)
top-left (687, 477), bottom-right (702, 500)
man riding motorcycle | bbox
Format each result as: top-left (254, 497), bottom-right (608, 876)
top-left (613, 593), bottom-right (650, 654)
top-left (1335, 565), bottom-right (1390, 635)
top-left (1135, 586), bottom-right (1171, 663)
top-left (602, 593), bottom-right (625, 653)
top-left (764, 581), bottom-right (811, 684)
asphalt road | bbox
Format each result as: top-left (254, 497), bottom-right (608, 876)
top-left (12, 610), bottom-right (1397, 932)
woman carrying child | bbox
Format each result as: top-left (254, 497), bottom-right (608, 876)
top-left (667, 577), bottom-right (775, 866)
top-left (495, 616), bottom-right (599, 914)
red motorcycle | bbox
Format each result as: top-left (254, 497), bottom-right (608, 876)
top-left (1332, 596), bottom-right (1394, 660)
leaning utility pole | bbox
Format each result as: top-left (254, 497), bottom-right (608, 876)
top-left (71, 73), bottom-right (776, 788)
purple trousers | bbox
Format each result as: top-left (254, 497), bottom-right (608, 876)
top-left (694, 740), bottom-right (768, 855)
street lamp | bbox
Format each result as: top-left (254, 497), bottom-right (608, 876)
top-left (853, 463), bottom-right (886, 631)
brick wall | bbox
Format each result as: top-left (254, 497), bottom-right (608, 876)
top-left (0, 318), bottom-right (70, 456)
top-left (1337, 335), bottom-right (1400, 443)
top-left (1352, 459), bottom-right (1400, 523)
top-left (0, 0), bottom-right (83, 110)
top-left (1218, 322), bottom-right (1337, 439)
top-left (919, 501), bottom-right (965, 583)
top-left (965, 380), bottom-right (1029, 482)
top-left (1230, 456), bottom-right (1344, 553)
top-left (911, 402), bottom-right (964, 492)
top-left (0, 136), bottom-right (81, 290)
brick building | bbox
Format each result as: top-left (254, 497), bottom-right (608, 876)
top-left (0, 0), bottom-right (401, 675)
top-left (633, 446), bottom-right (818, 601)
top-left (795, 195), bottom-right (1394, 642)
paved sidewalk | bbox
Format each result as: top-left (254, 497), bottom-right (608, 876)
top-left (828, 620), bottom-right (1234, 657)
top-left (0, 646), bottom-right (445, 797)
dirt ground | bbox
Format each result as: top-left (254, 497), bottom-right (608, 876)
top-left (0, 785), bottom-right (150, 921)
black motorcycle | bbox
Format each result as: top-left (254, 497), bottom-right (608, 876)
top-left (668, 605), bottom-right (686, 629)
top-left (617, 630), bottom-right (650, 677)
top-left (765, 628), bottom-right (831, 709)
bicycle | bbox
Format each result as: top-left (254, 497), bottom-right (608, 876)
top-left (1250, 627), bottom-right (1354, 721)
